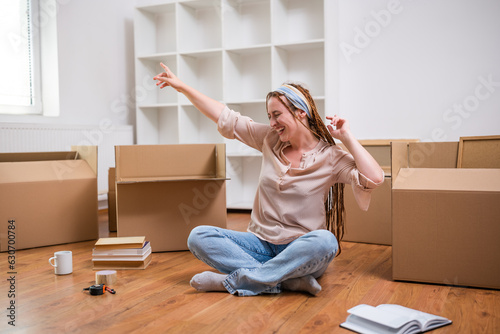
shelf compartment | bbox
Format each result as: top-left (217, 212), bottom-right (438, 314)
top-left (272, 0), bottom-right (324, 45)
top-left (314, 97), bottom-right (325, 119)
top-left (222, 0), bottom-right (271, 49)
top-left (137, 106), bottom-right (179, 145)
top-left (273, 42), bottom-right (325, 97)
top-left (178, 0), bottom-right (222, 53)
top-left (178, 105), bottom-right (224, 144)
top-left (223, 47), bottom-right (272, 102)
top-left (136, 55), bottom-right (178, 106)
top-left (226, 101), bottom-right (268, 123)
top-left (226, 155), bottom-right (262, 209)
top-left (223, 102), bottom-right (268, 157)
top-left (224, 138), bottom-right (263, 157)
top-left (179, 51), bottom-right (223, 104)
top-left (135, 4), bottom-right (177, 55)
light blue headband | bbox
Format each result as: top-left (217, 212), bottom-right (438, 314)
top-left (274, 84), bottom-right (312, 118)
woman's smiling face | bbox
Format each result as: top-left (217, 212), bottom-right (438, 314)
top-left (267, 95), bottom-right (310, 142)
top-left (267, 96), bottom-right (299, 142)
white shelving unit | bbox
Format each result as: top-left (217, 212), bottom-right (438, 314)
top-left (134, 0), bottom-right (328, 209)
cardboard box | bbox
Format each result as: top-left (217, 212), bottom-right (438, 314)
top-left (342, 140), bottom-right (418, 245)
top-left (0, 146), bottom-right (98, 251)
top-left (115, 144), bottom-right (227, 252)
top-left (391, 141), bottom-right (500, 289)
top-left (108, 167), bottom-right (117, 232)
top-left (457, 135), bottom-right (500, 168)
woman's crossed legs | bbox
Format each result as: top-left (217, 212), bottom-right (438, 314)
top-left (187, 226), bottom-right (338, 296)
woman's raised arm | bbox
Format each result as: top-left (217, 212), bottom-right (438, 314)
top-left (327, 115), bottom-right (384, 184)
top-left (153, 63), bottom-right (224, 123)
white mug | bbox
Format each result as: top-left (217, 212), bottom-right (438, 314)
top-left (49, 251), bottom-right (73, 275)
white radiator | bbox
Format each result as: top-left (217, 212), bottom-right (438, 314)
top-left (0, 123), bottom-right (134, 207)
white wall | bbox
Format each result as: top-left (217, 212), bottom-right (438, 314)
top-left (0, 0), bottom-right (136, 130)
top-left (335, 0), bottom-right (500, 142)
top-left (1, 0), bottom-right (498, 144)
top-left (57, 0), bottom-right (136, 127)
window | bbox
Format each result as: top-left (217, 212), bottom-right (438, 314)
top-left (0, 0), bottom-right (42, 115)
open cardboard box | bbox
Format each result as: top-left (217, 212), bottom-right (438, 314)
top-left (115, 144), bottom-right (227, 252)
top-left (0, 146), bottom-right (98, 251)
top-left (391, 140), bottom-right (500, 289)
top-left (341, 140), bottom-right (418, 245)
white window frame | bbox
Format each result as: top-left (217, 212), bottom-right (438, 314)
top-left (0, 0), bottom-right (59, 117)
top-left (0, 0), bottom-right (42, 115)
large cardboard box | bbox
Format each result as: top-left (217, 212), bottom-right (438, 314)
top-left (0, 146), bottom-right (98, 251)
top-left (391, 141), bottom-right (500, 289)
top-left (115, 144), bottom-right (227, 252)
top-left (342, 140), bottom-right (418, 245)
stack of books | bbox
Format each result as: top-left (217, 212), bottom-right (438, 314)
top-left (92, 236), bottom-right (152, 270)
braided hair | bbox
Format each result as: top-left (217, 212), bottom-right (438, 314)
top-left (266, 83), bottom-right (346, 254)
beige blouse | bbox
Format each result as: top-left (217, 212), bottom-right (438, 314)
top-left (218, 106), bottom-right (383, 244)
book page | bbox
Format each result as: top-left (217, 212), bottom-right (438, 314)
top-left (341, 314), bottom-right (399, 334)
top-left (347, 304), bottom-right (416, 329)
top-left (377, 305), bottom-right (451, 330)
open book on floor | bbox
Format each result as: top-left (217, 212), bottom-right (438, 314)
top-left (340, 304), bottom-right (452, 334)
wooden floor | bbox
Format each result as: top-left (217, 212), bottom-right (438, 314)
top-left (2, 211), bottom-right (499, 333)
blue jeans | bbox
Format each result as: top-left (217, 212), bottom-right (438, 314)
top-left (187, 226), bottom-right (338, 296)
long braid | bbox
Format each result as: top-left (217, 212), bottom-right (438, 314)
top-left (267, 83), bottom-right (346, 254)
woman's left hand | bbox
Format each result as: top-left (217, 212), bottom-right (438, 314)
top-left (327, 115), bottom-right (384, 184)
top-left (326, 115), bottom-right (351, 142)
